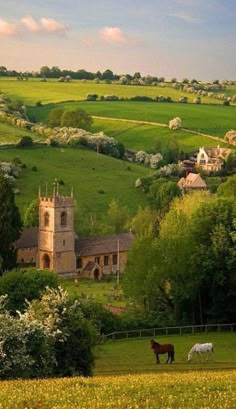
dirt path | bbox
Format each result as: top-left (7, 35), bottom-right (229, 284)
top-left (92, 115), bottom-right (232, 146)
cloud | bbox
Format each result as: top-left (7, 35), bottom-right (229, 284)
top-left (168, 12), bottom-right (201, 23)
top-left (20, 15), bottom-right (67, 34)
top-left (100, 27), bottom-right (128, 44)
top-left (0, 18), bottom-right (17, 37)
top-left (21, 16), bottom-right (40, 32)
top-left (40, 18), bottom-right (67, 33)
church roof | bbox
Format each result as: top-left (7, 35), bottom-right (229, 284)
top-left (16, 229), bottom-right (134, 256)
top-left (16, 228), bottom-right (38, 248)
top-left (177, 173), bottom-right (207, 189)
top-left (75, 232), bottom-right (134, 256)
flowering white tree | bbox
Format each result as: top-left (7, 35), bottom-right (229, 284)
top-left (224, 129), bottom-right (236, 145)
top-left (169, 117), bottom-right (182, 130)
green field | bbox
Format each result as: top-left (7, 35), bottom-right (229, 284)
top-left (0, 77), bottom-right (220, 105)
top-left (61, 278), bottom-right (125, 307)
top-left (0, 120), bottom-right (42, 144)
top-left (29, 100), bottom-right (236, 139)
top-left (0, 146), bottom-right (149, 234)
top-left (0, 333), bottom-right (235, 408)
top-left (94, 333), bottom-right (236, 375)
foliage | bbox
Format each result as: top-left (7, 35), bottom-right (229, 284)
top-left (24, 198), bottom-right (39, 227)
top-left (0, 287), bottom-right (96, 379)
top-left (148, 178), bottom-right (181, 214)
top-left (60, 108), bottom-right (92, 130)
top-left (169, 117), bottom-right (182, 130)
top-left (80, 300), bottom-right (121, 335)
top-left (217, 175), bottom-right (236, 198)
top-left (17, 136), bottom-right (33, 148)
top-left (0, 176), bottom-right (22, 274)
top-left (0, 269), bottom-right (58, 313)
top-left (48, 108), bottom-right (65, 127)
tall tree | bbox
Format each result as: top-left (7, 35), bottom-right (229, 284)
top-left (0, 176), bottom-right (22, 273)
top-left (24, 199), bottom-right (39, 227)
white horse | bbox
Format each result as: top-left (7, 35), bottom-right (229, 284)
top-left (187, 343), bottom-right (214, 362)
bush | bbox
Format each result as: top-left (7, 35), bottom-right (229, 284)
top-left (0, 269), bottom-right (58, 313)
top-left (17, 136), bottom-right (33, 148)
top-left (86, 94), bottom-right (98, 101)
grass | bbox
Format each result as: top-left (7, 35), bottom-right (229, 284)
top-left (92, 118), bottom-right (225, 152)
top-left (0, 369), bottom-right (236, 408)
top-left (94, 332), bottom-right (236, 375)
top-left (28, 100), bottom-right (236, 139)
top-left (0, 333), bottom-right (235, 408)
top-left (0, 146), bottom-right (150, 234)
top-left (0, 77), bottom-right (221, 105)
top-left (0, 120), bottom-right (42, 144)
top-left (61, 278), bottom-right (126, 307)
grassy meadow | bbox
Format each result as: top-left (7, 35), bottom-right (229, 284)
top-left (0, 120), bottom-right (42, 144)
top-left (94, 333), bottom-right (236, 375)
top-left (0, 333), bottom-right (235, 408)
top-left (0, 146), bottom-right (150, 234)
top-left (0, 77), bottom-right (222, 105)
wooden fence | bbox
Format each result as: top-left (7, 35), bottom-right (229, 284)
top-left (104, 323), bottom-right (236, 340)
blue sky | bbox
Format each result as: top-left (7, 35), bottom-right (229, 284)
top-left (0, 0), bottom-right (235, 80)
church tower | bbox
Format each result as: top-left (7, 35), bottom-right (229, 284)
top-left (38, 183), bottom-right (76, 274)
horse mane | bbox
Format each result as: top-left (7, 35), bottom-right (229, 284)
top-left (151, 339), bottom-right (160, 347)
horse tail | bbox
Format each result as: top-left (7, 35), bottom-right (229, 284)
top-left (211, 343), bottom-right (214, 353)
top-left (171, 346), bottom-right (175, 362)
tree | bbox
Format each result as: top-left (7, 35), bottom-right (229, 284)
top-left (24, 199), bottom-right (39, 227)
top-left (17, 136), bottom-right (33, 148)
top-left (149, 178), bottom-right (181, 215)
top-left (106, 200), bottom-right (129, 234)
top-left (217, 175), bottom-right (236, 198)
top-left (0, 176), bottom-right (22, 274)
top-left (60, 109), bottom-right (92, 130)
top-left (102, 69), bottom-right (114, 81)
top-left (0, 269), bottom-right (58, 313)
top-left (48, 108), bottom-right (65, 127)
top-left (40, 66), bottom-right (51, 77)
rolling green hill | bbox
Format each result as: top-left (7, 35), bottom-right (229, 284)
top-left (0, 77), bottom-right (220, 105)
top-left (0, 146), bottom-right (150, 234)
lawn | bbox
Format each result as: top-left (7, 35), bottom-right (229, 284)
top-left (0, 120), bottom-right (42, 144)
top-left (92, 118), bottom-right (226, 152)
top-left (28, 100), bottom-right (236, 139)
top-left (94, 332), bottom-right (236, 375)
top-left (0, 146), bottom-right (150, 234)
top-left (0, 77), bottom-right (220, 105)
top-left (61, 278), bottom-right (126, 307)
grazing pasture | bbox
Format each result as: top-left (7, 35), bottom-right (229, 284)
top-left (0, 333), bottom-right (236, 408)
top-left (94, 333), bottom-right (236, 375)
top-left (28, 100), bottom-right (236, 139)
top-left (0, 121), bottom-right (42, 144)
top-left (0, 146), bottom-right (149, 234)
top-left (0, 77), bottom-right (219, 105)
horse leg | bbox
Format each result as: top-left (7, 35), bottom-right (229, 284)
top-left (166, 353), bottom-right (169, 364)
top-left (156, 354), bottom-right (160, 364)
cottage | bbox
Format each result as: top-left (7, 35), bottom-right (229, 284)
top-left (196, 146), bottom-right (231, 173)
top-left (178, 173), bottom-right (207, 192)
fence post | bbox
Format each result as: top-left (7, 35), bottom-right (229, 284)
top-left (180, 327), bottom-right (182, 336)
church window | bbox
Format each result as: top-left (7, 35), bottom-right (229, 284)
top-left (95, 257), bottom-right (100, 264)
top-left (104, 255), bottom-right (109, 266)
top-left (112, 254), bottom-right (117, 265)
top-left (44, 212), bottom-right (50, 227)
top-left (76, 257), bottom-right (82, 269)
top-left (42, 254), bottom-right (50, 269)
top-left (21, 258), bottom-right (24, 263)
top-left (61, 211), bottom-right (67, 226)
top-left (63, 240), bottom-right (66, 246)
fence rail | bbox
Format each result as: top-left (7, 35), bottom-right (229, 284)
top-left (104, 323), bottom-right (236, 340)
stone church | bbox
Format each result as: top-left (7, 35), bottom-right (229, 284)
top-left (16, 186), bottom-right (134, 279)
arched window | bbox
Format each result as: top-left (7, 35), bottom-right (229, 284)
top-left (42, 254), bottom-right (50, 269)
top-left (44, 212), bottom-right (50, 227)
top-left (61, 211), bottom-right (67, 226)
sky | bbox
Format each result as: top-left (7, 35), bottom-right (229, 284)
top-left (0, 0), bottom-right (235, 81)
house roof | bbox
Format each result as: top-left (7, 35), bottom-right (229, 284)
top-left (82, 261), bottom-right (100, 272)
top-left (16, 228), bottom-right (38, 249)
top-left (75, 232), bottom-right (134, 257)
top-left (178, 173), bottom-right (207, 189)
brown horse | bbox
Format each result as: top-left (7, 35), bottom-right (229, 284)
top-left (150, 339), bottom-right (175, 364)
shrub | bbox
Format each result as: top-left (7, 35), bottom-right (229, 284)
top-left (0, 269), bottom-right (58, 313)
top-left (17, 136), bottom-right (33, 148)
top-left (169, 117), bottom-right (182, 130)
top-left (86, 94), bottom-right (98, 101)
top-left (31, 166), bottom-right (38, 171)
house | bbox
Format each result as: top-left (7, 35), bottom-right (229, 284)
top-left (178, 173), bottom-right (207, 192)
top-left (196, 146), bottom-right (231, 173)
top-left (16, 187), bottom-right (134, 279)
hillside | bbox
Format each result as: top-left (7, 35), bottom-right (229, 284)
top-left (0, 146), bottom-right (150, 235)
